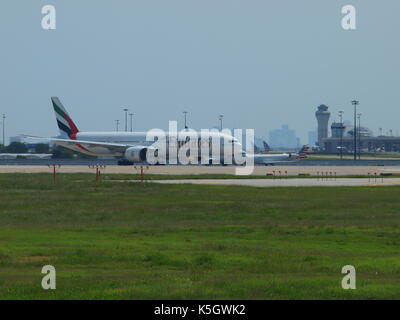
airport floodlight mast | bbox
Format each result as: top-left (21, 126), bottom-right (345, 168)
top-left (115, 119), bottom-right (120, 132)
top-left (2, 113), bottom-right (5, 147)
top-left (219, 114), bottom-right (224, 131)
top-left (183, 111), bottom-right (188, 129)
top-left (351, 100), bottom-right (360, 160)
top-left (123, 108), bottom-right (129, 132)
top-left (339, 110), bottom-right (344, 160)
top-left (129, 113), bottom-right (134, 132)
top-left (357, 113), bottom-right (362, 160)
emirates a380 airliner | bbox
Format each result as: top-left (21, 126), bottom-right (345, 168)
top-left (25, 97), bottom-right (304, 166)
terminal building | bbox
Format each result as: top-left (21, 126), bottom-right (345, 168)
top-left (315, 105), bottom-right (400, 153)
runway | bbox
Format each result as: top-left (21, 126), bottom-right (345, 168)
top-left (2, 158), bottom-right (400, 167)
top-left (1, 165), bottom-right (400, 176)
top-left (151, 177), bottom-right (400, 187)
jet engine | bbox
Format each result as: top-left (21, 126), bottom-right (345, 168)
top-left (124, 146), bottom-right (156, 163)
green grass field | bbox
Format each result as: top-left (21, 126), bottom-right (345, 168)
top-left (1, 173), bottom-right (400, 299)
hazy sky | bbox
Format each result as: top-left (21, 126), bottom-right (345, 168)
top-left (1, 0), bottom-right (400, 143)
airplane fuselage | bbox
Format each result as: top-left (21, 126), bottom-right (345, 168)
top-left (56, 131), bottom-right (243, 162)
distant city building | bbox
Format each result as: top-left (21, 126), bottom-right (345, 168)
top-left (308, 130), bottom-right (317, 146)
top-left (268, 124), bottom-right (299, 149)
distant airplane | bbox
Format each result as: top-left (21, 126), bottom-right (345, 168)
top-left (24, 97), bottom-right (306, 166)
top-left (247, 141), bottom-right (308, 165)
top-left (247, 148), bottom-right (308, 166)
top-left (0, 153), bottom-right (52, 159)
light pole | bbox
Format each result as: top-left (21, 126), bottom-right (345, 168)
top-left (129, 113), bottom-right (134, 132)
top-left (351, 100), bottom-right (359, 160)
top-left (2, 114), bottom-right (5, 147)
top-left (183, 111), bottom-right (188, 129)
top-left (123, 108), bottom-right (128, 132)
top-left (357, 113), bottom-right (362, 160)
top-left (115, 120), bottom-right (120, 132)
top-left (339, 110), bottom-right (344, 160)
top-left (219, 115), bottom-right (224, 131)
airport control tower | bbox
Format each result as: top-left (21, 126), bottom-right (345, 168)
top-left (315, 104), bottom-right (331, 148)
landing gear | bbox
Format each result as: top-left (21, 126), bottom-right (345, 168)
top-left (117, 159), bottom-right (134, 166)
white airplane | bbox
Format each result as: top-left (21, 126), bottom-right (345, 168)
top-left (246, 141), bottom-right (309, 166)
top-left (0, 153), bottom-right (52, 160)
top-left (24, 97), bottom-right (304, 166)
top-left (249, 152), bottom-right (302, 166)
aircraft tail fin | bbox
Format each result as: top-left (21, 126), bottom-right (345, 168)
top-left (296, 145), bottom-right (310, 159)
top-left (51, 97), bottom-right (79, 139)
top-left (263, 141), bottom-right (271, 152)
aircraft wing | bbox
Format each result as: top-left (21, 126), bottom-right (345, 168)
top-left (21, 135), bottom-right (131, 155)
top-left (50, 138), bottom-right (131, 154)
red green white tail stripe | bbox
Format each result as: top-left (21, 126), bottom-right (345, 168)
top-left (51, 97), bottom-right (79, 138)
top-left (51, 97), bottom-right (90, 153)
